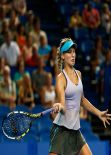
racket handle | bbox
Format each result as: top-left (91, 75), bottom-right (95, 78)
top-left (41, 108), bottom-right (54, 116)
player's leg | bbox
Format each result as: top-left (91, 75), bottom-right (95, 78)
top-left (79, 143), bottom-right (92, 155)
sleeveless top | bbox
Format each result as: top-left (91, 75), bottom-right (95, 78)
top-left (53, 69), bottom-right (83, 130)
top-left (45, 89), bottom-right (56, 103)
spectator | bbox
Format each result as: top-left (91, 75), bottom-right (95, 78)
top-left (0, 19), bottom-right (9, 46)
top-left (9, 10), bottom-right (20, 34)
top-left (25, 10), bottom-right (34, 33)
top-left (101, 3), bottom-right (111, 35)
top-left (0, 0), bottom-right (11, 13)
top-left (0, 6), bottom-right (7, 32)
top-left (0, 30), bottom-right (21, 67)
top-left (38, 34), bottom-right (51, 63)
top-left (82, 1), bottom-right (100, 29)
top-left (40, 73), bottom-right (56, 108)
top-left (31, 57), bottom-right (48, 104)
top-left (24, 43), bottom-right (39, 67)
top-left (0, 19), bottom-right (9, 36)
top-left (91, 36), bottom-right (105, 65)
top-left (30, 16), bottom-right (47, 46)
top-left (16, 23), bottom-right (26, 52)
top-left (18, 73), bottom-right (35, 110)
top-left (90, 36), bottom-right (105, 93)
top-left (12, 0), bottom-right (27, 15)
top-left (47, 46), bottom-right (58, 77)
top-left (69, 9), bottom-right (82, 28)
top-left (22, 34), bottom-right (33, 65)
top-left (0, 65), bottom-right (16, 110)
top-left (0, 57), bottom-right (5, 81)
top-left (14, 59), bottom-right (29, 88)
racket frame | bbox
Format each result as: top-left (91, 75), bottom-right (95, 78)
top-left (2, 108), bottom-right (53, 140)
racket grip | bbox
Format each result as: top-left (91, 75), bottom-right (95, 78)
top-left (41, 108), bottom-right (54, 116)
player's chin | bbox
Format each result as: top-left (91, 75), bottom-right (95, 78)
top-left (69, 64), bottom-right (75, 68)
top-left (70, 62), bottom-right (75, 66)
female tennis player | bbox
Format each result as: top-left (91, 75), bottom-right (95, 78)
top-left (49, 38), bottom-right (111, 155)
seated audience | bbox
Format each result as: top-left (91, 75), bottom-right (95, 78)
top-left (40, 73), bottom-right (56, 108)
top-left (0, 65), bottom-right (16, 109)
top-left (31, 57), bottom-right (48, 104)
top-left (18, 73), bottom-right (35, 110)
top-left (0, 30), bottom-right (21, 67)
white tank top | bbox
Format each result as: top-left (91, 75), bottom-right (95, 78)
top-left (45, 89), bottom-right (56, 102)
top-left (53, 69), bottom-right (83, 130)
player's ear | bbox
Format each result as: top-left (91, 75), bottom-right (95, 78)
top-left (61, 54), bottom-right (64, 60)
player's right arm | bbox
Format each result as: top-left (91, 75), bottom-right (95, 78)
top-left (53, 73), bottom-right (66, 113)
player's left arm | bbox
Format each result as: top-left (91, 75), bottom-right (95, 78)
top-left (77, 70), bottom-right (111, 128)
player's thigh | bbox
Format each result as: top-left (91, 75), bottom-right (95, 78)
top-left (79, 143), bottom-right (92, 155)
top-left (49, 153), bottom-right (58, 155)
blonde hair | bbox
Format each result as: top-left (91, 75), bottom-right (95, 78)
top-left (57, 38), bottom-right (72, 71)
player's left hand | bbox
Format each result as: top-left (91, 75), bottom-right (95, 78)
top-left (98, 109), bottom-right (111, 128)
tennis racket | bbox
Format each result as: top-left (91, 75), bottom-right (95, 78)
top-left (2, 108), bottom-right (53, 140)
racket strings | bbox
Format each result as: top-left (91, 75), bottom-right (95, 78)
top-left (2, 113), bottom-right (31, 138)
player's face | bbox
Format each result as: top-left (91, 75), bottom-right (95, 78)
top-left (62, 47), bottom-right (76, 67)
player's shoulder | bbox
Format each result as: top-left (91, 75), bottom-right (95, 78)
top-left (76, 69), bottom-right (82, 78)
top-left (57, 72), bottom-right (65, 80)
top-left (56, 72), bottom-right (66, 89)
top-left (56, 72), bottom-right (66, 84)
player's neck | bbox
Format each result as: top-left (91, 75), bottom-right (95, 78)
top-left (64, 66), bottom-right (74, 75)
